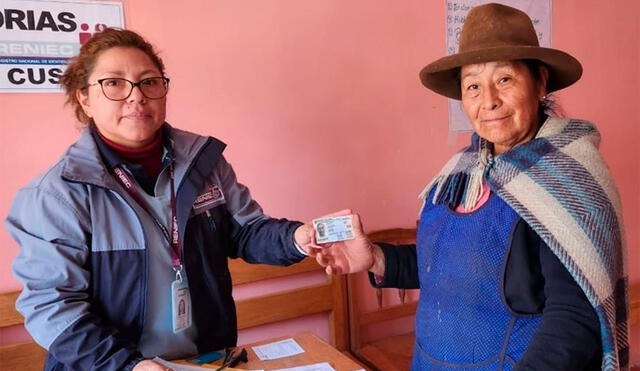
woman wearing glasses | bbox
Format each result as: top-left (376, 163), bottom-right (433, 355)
top-left (7, 28), bottom-right (321, 371)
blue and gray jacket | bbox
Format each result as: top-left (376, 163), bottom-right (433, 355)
top-left (7, 124), bottom-right (305, 370)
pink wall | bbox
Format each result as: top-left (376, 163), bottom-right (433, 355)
top-left (1, 0), bottom-right (638, 364)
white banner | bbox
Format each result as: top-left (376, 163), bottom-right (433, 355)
top-left (445, 0), bottom-right (552, 131)
top-left (0, 0), bottom-right (124, 93)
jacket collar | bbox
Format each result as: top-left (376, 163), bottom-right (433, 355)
top-left (61, 127), bottom-right (116, 188)
top-left (60, 123), bottom-right (223, 190)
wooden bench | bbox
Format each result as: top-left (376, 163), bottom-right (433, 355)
top-left (0, 257), bottom-right (350, 370)
top-left (230, 257), bottom-right (349, 351)
top-left (347, 228), bottom-right (418, 371)
top-left (3, 262), bottom-right (638, 370)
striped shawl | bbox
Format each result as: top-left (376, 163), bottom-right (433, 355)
top-left (419, 117), bottom-right (628, 370)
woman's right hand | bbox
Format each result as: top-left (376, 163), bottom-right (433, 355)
top-left (132, 360), bottom-right (173, 371)
top-left (312, 211), bottom-right (385, 276)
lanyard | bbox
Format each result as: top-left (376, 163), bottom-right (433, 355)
top-left (112, 164), bottom-right (183, 279)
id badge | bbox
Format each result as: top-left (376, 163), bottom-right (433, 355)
top-left (171, 279), bottom-right (192, 333)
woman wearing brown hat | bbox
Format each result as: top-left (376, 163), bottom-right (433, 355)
top-left (315, 3), bottom-right (628, 370)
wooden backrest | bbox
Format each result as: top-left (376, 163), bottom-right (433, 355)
top-left (230, 257), bottom-right (349, 351)
top-left (0, 291), bottom-right (48, 371)
top-left (630, 282), bottom-right (640, 327)
top-left (0, 291), bottom-right (22, 329)
top-left (347, 228), bottom-right (418, 353)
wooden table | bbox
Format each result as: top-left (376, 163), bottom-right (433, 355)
top-left (176, 332), bottom-right (364, 371)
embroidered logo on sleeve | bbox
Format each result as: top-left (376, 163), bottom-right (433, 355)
top-left (193, 184), bottom-right (225, 212)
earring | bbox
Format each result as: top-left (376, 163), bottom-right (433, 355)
top-left (540, 95), bottom-right (547, 101)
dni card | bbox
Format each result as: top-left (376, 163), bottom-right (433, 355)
top-left (313, 215), bottom-right (355, 244)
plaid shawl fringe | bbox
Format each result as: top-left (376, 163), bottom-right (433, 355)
top-left (419, 117), bottom-right (629, 370)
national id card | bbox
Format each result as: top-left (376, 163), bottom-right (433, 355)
top-left (313, 215), bottom-right (355, 244)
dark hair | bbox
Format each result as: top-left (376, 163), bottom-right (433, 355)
top-left (522, 59), bottom-right (563, 117)
top-left (60, 28), bottom-right (166, 124)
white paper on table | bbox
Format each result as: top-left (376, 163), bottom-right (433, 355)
top-left (271, 362), bottom-right (336, 371)
top-left (252, 338), bottom-right (305, 360)
top-left (152, 357), bottom-right (264, 371)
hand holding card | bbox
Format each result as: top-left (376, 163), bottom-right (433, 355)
top-left (313, 215), bottom-right (355, 244)
top-left (309, 211), bottom-right (379, 276)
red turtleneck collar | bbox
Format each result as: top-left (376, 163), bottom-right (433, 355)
top-left (98, 131), bottom-right (163, 179)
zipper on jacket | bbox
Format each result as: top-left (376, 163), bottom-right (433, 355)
top-left (205, 209), bottom-right (216, 232)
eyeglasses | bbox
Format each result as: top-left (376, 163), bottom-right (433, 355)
top-left (86, 77), bottom-right (170, 101)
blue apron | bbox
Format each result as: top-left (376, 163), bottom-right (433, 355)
top-left (411, 191), bottom-right (541, 370)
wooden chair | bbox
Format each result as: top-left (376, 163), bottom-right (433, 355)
top-left (230, 257), bottom-right (349, 351)
top-left (0, 291), bottom-right (47, 371)
top-left (347, 228), bottom-right (418, 371)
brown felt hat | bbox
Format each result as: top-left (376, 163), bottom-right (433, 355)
top-left (420, 3), bottom-right (582, 100)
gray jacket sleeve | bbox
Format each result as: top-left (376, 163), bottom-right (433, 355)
top-left (7, 185), bottom-right (142, 370)
top-left (216, 156), bottom-right (306, 265)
